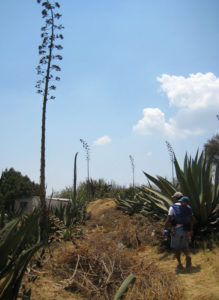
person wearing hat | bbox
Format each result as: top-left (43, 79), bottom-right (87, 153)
top-left (164, 194), bottom-right (194, 270)
top-left (172, 191), bottom-right (183, 203)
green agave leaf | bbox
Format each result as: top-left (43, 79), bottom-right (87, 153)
top-left (0, 242), bottom-right (43, 300)
top-left (138, 186), bottom-right (172, 207)
top-left (174, 157), bottom-right (191, 197)
top-left (137, 190), bottom-right (170, 216)
top-left (143, 172), bottom-right (170, 196)
top-left (0, 212), bottom-right (41, 279)
top-left (156, 176), bottom-right (176, 196)
top-left (212, 162), bottom-right (219, 210)
top-left (0, 218), bottom-right (20, 271)
top-left (186, 163), bottom-right (201, 214)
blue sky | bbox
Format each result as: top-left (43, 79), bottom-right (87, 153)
top-left (0, 0), bottom-right (219, 194)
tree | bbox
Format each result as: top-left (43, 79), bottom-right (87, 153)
top-left (36, 0), bottom-right (63, 226)
top-left (0, 168), bottom-right (40, 212)
top-left (204, 133), bottom-right (219, 163)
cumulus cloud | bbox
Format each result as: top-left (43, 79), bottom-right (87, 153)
top-left (157, 72), bottom-right (219, 110)
top-left (133, 72), bottom-right (219, 137)
top-left (94, 135), bottom-right (111, 146)
top-left (133, 108), bottom-right (175, 136)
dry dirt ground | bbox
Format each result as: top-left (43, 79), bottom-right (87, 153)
top-left (22, 198), bottom-right (219, 300)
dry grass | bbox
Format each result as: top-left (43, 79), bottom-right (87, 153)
top-left (125, 261), bottom-right (184, 300)
top-left (86, 198), bottom-right (163, 249)
top-left (54, 229), bottom-right (183, 300)
top-left (22, 198), bottom-right (219, 300)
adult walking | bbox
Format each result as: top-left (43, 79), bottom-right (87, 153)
top-left (164, 195), bottom-right (194, 270)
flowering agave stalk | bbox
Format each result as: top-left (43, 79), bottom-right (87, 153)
top-left (80, 139), bottom-right (91, 201)
top-left (80, 139), bottom-right (90, 182)
top-left (36, 0), bottom-right (63, 238)
top-left (165, 141), bottom-right (175, 184)
top-left (129, 155), bottom-right (135, 187)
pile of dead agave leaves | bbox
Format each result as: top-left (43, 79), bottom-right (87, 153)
top-left (23, 199), bottom-right (184, 300)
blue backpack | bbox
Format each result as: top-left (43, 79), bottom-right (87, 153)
top-left (171, 204), bottom-right (192, 226)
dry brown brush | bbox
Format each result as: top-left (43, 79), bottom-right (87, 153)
top-left (124, 261), bottom-right (184, 300)
top-left (55, 231), bottom-right (183, 300)
top-left (57, 236), bottom-right (131, 299)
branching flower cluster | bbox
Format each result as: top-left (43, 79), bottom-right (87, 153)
top-left (165, 141), bottom-right (175, 163)
top-left (129, 155), bottom-right (135, 187)
top-left (36, 0), bottom-right (64, 100)
top-left (165, 141), bottom-right (175, 184)
top-left (80, 139), bottom-right (90, 182)
top-left (80, 139), bottom-right (90, 163)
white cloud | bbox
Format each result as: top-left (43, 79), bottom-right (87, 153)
top-left (157, 72), bottom-right (219, 110)
top-left (146, 151), bottom-right (152, 156)
top-left (133, 72), bottom-right (219, 137)
top-left (94, 135), bottom-right (111, 146)
top-left (133, 108), bottom-right (175, 136)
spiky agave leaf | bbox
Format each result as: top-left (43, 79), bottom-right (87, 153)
top-left (137, 185), bottom-right (173, 219)
top-left (143, 172), bottom-right (176, 198)
top-left (0, 241), bottom-right (43, 300)
top-left (174, 150), bottom-right (219, 229)
top-left (141, 150), bottom-right (219, 233)
top-left (0, 210), bottom-right (43, 299)
top-left (0, 218), bottom-right (20, 271)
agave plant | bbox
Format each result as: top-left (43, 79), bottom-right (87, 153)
top-left (115, 187), bottom-right (143, 215)
top-left (52, 197), bottom-right (87, 227)
top-left (0, 210), bottom-right (43, 299)
top-left (174, 151), bottom-right (219, 232)
top-left (137, 181), bottom-right (174, 220)
top-left (141, 151), bottom-right (219, 233)
top-left (116, 150), bottom-right (219, 235)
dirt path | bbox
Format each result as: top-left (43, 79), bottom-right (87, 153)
top-left (140, 245), bottom-right (219, 300)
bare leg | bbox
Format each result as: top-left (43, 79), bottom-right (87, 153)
top-left (182, 248), bottom-right (191, 268)
top-left (175, 249), bottom-right (181, 264)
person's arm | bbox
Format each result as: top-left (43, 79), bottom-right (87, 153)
top-left (188, 215), bottom-right (194, 236)
top-left (164, 215), bottom-right (172, 230)
top-left (164, 206), bottom-right (174, 231)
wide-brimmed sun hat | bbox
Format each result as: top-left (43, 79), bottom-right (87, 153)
top-left (171, 192), bottom-right (183, 199)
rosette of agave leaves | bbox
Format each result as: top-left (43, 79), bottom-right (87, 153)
top-left (117, 151), bottom-right (219, 235)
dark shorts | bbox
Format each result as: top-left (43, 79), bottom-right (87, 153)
top-left (170, 226), bottom-right (189, 249)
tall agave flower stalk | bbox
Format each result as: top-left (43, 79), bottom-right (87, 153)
top-left (80, 139), bottom-right (91, 201)
top-left (165, 141), bottom-right (175, 184)
top-left (73, 152), bottom-right (78, 203)
top-left (129, 155), bottom-right (135, 187)
top-left (80, 139), bottom-right (90, 182)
